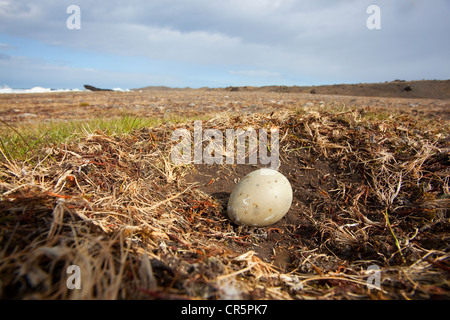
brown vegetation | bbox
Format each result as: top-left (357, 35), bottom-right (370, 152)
top-left (0, 86), bottom-right (449, 299)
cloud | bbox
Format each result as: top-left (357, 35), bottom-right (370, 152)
top-left (229, 70), bottom-right (281, 78)
top-left (0, 53), bottom-right (177, 88)
top-left (0, 0), bottom-right (449, 88)
top-left (0, 42), bottom-right (15, 50)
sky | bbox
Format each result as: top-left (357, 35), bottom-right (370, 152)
top-left (0, 0), bottom-right (449, 89)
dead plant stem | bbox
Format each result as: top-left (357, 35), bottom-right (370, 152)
top-left (383, 207), bottom-right (406, 264)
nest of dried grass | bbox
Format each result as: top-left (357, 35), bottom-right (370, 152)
top-left (0, 103), bottom-right (449, 299)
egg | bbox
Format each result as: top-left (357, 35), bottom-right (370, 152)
top-left (227, 168), bottom-right (293, 227)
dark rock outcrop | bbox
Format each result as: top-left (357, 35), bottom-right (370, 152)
top-left (84, 85), bottom-right (113, 92)
top-left (402, 85), bottom-right (412, 92)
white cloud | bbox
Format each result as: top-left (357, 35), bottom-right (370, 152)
top-left (0, 42), bottom-right (15, 50)
top-left (0, 0), bottom-right (448, 88)
top-left (229, 70), bottom-right (281, 78)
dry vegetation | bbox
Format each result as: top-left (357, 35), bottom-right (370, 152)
top-left (0, 90), bottom-right (449, 300)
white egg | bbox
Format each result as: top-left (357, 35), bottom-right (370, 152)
top-left (227, 168), bottom-right (293, 227)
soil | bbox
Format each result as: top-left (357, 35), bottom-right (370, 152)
top-left (184, 158), bottom-right (339, 272)
top-left (0, 80), bottom-right (449, 124)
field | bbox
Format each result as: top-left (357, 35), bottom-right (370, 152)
top-left (0, 83), bottom-right (449, 299)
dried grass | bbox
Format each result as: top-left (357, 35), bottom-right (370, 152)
top-left (0, 100), bottom-right (449, 300)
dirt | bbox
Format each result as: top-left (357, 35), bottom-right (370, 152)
top-left (184, 145), bottom-right (351, 275)
top-left (184, 153), bottom-right (340, 272)
top-left (0, 80), bottom-right (449, 125)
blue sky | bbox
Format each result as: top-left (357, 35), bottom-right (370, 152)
top-left (0, 0), bottom-right (449, 89)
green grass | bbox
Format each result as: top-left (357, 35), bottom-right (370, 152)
top-left (0, 114), bottom-right (206, 163)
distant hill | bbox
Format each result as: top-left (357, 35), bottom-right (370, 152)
top-left (134, 86), bottom-right (191, 91)
top-left (218, 80), bottom-right (450, 99)
top-left (135, 80), bottom-right (450, 99)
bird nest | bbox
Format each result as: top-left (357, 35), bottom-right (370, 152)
top-left (1, 105), bottom-right (449, 299)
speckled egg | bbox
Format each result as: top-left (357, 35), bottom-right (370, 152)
top-left (227, 168), bottom-right (293, 227)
